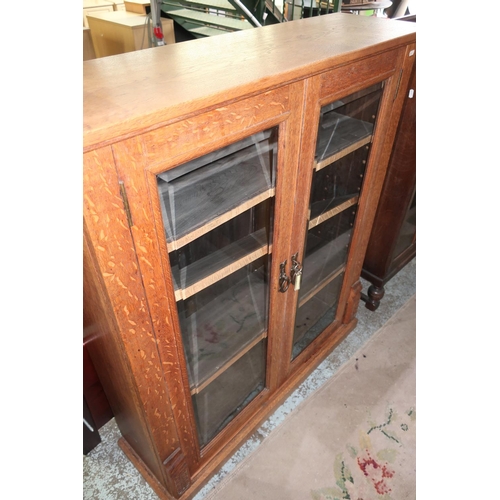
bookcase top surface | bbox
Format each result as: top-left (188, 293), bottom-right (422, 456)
top-left (83, 13), bottom-right (415, 151)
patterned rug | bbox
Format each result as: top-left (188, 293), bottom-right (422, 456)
top-left (311, 404), bottom-right (416, 500)
top-left (203, 295), bottom-right (416, 500)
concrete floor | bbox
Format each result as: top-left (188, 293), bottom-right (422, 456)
top-left (83, 258), bottom-right (416, 500)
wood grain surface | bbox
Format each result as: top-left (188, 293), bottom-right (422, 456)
top-left (83, 14), bottom-right (416, 151)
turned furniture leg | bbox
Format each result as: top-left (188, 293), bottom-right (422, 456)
top-left (362, 284), bottom-right (385, 311)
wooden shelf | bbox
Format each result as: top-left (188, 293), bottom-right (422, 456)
top-left (192, 340), bottom-right (266, 447)
top-left (308, 195), bottom-right (358, 230)
top-left (180, 270), bottom-right (268, 394)
top-left (166, 189), bottom-right (275, 252)
top-left (298, 231), bottom-right (351, 307)
top-left (191, 331), bottom-right (266, 395)
top-left (292, 271), bottom-right (344, 358)
top-left (158, 141), bottom-right (275, 252)
top-left (171, 228), bottom-right (270, 301)
top-left (315, 113), bottom-right (373, 170)
top-left (315, 135), bottom-right (371, 171)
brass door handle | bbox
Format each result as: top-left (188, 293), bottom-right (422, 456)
top-left (279, 254), bottom-right (303, 293)
top-left (279, 260), bottom-right (291, 293)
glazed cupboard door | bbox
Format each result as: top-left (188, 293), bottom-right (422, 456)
top-left (158, 128), bottom-right (276, 448)
top-left (111, 83), bottom-right (305, 464)
top-left (290, 82), bottom-right (384, 360)
top-left (284, 46), bottom-right (416, 366)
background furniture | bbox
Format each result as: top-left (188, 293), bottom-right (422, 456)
top-left (83, 0), bottom-right (115, 27)
top-left (361, 14), bottom-right (416, 311)
top-left (84, 14), bottom-right (415, 499)
top-left (124, 0), bottom-right (151, 14)
top-left (83, 336), bottom-right (114, 454)
top-left (83, 27), bottom-right (96, 60)
top-left (341, 1), bottom-right (393, 17)
top-left (113, 0), bottom-right (126, 10)
top-left (385, 0), bottom-right (410, 18)
top-left (87, 11), bottom-right (175, 58)
top-left (288, 0), bottom-right (341, 21)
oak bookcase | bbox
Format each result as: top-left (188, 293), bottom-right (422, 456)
top-left (83, 14), bottom-right (416, 499)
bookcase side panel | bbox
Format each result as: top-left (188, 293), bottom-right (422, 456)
top-left (83, 146), bottom-right (185, 494)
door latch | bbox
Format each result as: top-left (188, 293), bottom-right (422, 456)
top-left (279, 253), bottom-right (303, 293)
top-left (290, 252), bottom-right (303, 291)
top-left (279, 260), bottom-right (291, 293)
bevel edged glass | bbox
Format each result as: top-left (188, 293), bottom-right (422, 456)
top-left (156, 127), bottom-right (278, 447)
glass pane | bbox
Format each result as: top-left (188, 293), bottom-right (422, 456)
top-left (315, 83), bottom-right (383, 169)
top-left (291, 84), bottom-right (383, 360)
top-left (192, 340), bottom-right (266, 447)
top-left (156, 128), bottom-right (277, 447)
top-left (310, 146), bottom-right (367, 220)
top-left (169, 201), bottom-right (272, 301)
top-left (393, 191), bottom-right (416, 258)
top-left (292, 271), bottom-right (344, 359)
top-left (291, 209), bottom-right (356, 359)
top-left (177, 257), bottom-right (269, 389)
top-left (158, 129), bottom-right (276, 249)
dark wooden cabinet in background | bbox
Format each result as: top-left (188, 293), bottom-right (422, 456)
top-left (361, 16), bottom-right (416, 311)
top-left (83, 312), bottom-right (114, 454)
top-left (83, 14), bottom-right (415, 500)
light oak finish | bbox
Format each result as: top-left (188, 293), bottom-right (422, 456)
top-left (124, 0), bottom-right (150, 14)
top-left (83, 0), bottom-right (115, 27)
top-left (191, 331), bottom-right (268, 396)
top-left (315, 136), bottom-right (372, 171)
top-left (298, 264), bottom-right (346, 308)
top-left (171, 228), bottom-right (270, 301)
top-left (166, 189), bottom-right (275, 252)
top-left (84, 15), bottom-right (415, 151)
top-left (112, 1), bottom-right (126, 10)
top-left (83, 27), bottom-right (96, 60)
top-left (84, 14), bottom-right (415, 500)
top-left (308, 195), bottom-right (359, 229)
top-left (86, 11), bottom-right (175, 58)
